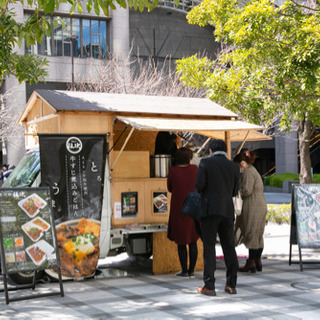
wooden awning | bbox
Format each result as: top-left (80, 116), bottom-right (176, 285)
top-left (116, 116), bottom-right (270, 141)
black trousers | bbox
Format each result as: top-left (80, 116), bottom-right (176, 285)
top-left (177, 242), bottom-right (198, 273)
top-left (201, 215), bottom-right (239, 290)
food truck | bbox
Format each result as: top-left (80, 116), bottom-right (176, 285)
top-left (2, 90), bottom-right (269, 283)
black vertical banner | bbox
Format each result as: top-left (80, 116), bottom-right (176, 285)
top-left (39, 134), bottom-right (106, 222)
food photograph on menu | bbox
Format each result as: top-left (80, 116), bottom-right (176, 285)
top-left (153, 192), bottom-right (168, 213)
top-left (121, 192), bottom-right (138, 217)
top-left (51, 217), bottom-right (100, 279)
top-left (18, 193), bottom-right (47, 218)
top-left (0, 188), bottom-right (58, 273)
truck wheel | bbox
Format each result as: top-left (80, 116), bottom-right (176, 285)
top-left (8, 271), bottom-right (44, 285)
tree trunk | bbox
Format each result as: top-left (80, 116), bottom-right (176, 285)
top-left (297, 119), bottom-right (313, 184)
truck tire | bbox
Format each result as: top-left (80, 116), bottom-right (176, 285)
top-left (8, 270), bottom-right (44, 285)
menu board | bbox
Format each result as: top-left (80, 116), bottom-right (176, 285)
top-left (121, 192), bottom-right (138, 217)
top-left (0, 188), bottom-right (58, 273)
top-left (153, 191), bottom-right (168, 214)
top-left (293, 184), bottom-right (320, 248)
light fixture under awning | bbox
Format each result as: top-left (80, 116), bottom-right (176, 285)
top-left (116, 116), bottom-right (270, 141)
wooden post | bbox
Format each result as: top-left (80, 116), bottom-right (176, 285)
top-left (111, 127), bottom-right (135, 170)
top-left (225, 131), bottom-right (231, 159)
top-left (235, 130), bottom-right (250, 155)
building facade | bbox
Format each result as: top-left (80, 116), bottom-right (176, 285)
top-left (2, 1), bottom-right (298, 176)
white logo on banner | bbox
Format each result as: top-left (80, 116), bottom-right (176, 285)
top-left (66, 137), bottom-right (83, 154)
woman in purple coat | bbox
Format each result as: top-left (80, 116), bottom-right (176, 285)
top-left (167, 147), bottom-right (199, 278)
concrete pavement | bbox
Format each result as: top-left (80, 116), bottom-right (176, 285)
top-left (1, 192), bottom-right (320, 319)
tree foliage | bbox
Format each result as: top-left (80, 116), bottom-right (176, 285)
top-left (177, 0), bottom-right (320, 183)
top-left (0, 0), bottom-right (180, 85)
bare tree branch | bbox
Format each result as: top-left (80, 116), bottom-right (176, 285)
top-left (75, 52), bottom-right (206, 98)
top-left (290, 0), bottom-right (319, 12)
top-left (0, 88), bottom-right (24, 148)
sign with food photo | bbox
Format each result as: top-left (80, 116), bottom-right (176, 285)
top-left (294, 184), bottom-right (320, 248)
top-left (121, 192), bottom-right (138, 217)
top-left (53, 218), bottom-right (100, 279)
top-left (0, 188), bottom-right (58, 273)
top-left (153, 192), bottom-right (168, 214)
top-left (38, 134), bottom-right (106, 278)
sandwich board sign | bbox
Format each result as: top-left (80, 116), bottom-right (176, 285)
top-left (0, 187), bottom-right (64, 304)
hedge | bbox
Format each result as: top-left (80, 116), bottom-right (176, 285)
top-left (264, 173), bottom-right (320, 188)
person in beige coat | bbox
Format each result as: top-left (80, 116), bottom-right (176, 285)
top-left (234, 150), bottom-right (267, 273)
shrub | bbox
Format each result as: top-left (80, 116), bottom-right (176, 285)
top-left (266, 204), bottom-right (291, 224)
top-left (264, 173), bottom-right (299, 188)
top-left (264, 173), bottom-right (320, 188)
top-left (312, 174), bottom-right (320, 183)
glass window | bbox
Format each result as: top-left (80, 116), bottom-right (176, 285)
top-left (25, 14), bottom-right (108, 59)
top-left (92, 34), bottom-right (99, 45)
top-left (72, 18), bottom-right (81, 57)
top-left (82, 19), bottom-right (91, 58)
top-left (25, 14), bottom-right (52, 56)
top-left (100, 21), bottom-right (107, 58)
top-left (92, 45), bottom-right (100, 59)
top-left (63, 17), bottom-right (71, 56)
top-left (91, 20), bottom-right (99, 34)
top-left (53, 17), bottom-right (63, 56)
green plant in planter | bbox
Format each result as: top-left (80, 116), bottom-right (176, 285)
top-left (264, 173), bottom-right (320, 188)
top-left (266, 204), bottom-right (291, 224)
top-left (264, 173), bottom-right (299, 188)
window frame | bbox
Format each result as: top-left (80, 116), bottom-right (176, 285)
top-left (24, 11), bottom-right (110, 59)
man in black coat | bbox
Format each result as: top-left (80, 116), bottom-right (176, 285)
top-left (196, 139), bottom-right (240, 296)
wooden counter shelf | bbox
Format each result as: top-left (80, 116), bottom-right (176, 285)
top-left (111, 177), bottom-right (171, 226)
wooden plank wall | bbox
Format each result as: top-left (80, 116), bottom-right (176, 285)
top-left (152, 232), bottom-right (204, 275)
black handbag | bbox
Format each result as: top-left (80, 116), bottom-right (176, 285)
top-left (182, 190), bottom-right (207, 220)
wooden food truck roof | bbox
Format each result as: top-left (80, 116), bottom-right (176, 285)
top-left (19, 90), bottom-right (238, 121)
top-left (19, 90), bottom-right (270, 143)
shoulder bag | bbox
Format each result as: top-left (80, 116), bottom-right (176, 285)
top-left (233, 191), bottom-right (243, 216)
top-left (182, 190), bottom-right (207, 220)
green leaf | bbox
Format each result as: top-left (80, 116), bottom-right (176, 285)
top-left (94, 0), bottom-right (100, 16)
top-left (44, 0), bottom-right (55, 14)
top-left (139, 0), bottom-right (144, 12)
top-left (70, 3), bottom-right (76, 15)
top-left (77, 2), bottom-right (83, 14)
top-left (86, 0), bottom-right (92, 12)
top-left (117, 0), bottom-right (127, 9)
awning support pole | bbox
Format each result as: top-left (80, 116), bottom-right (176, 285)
top-left (225, 131), bottom-right (231, 159)
top-left (235, 130), bottom-right (250, 155)
top-left (111, 127), bottom-right (135, 170)
top-left (197, 137), bottom-right (211, 155)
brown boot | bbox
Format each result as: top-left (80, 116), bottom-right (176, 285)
top-left (255, 258), bottom-right (262, 272)
top-left (239, 259), bottom-right (256, 273)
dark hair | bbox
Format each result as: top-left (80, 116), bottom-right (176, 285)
top-left (233, 150), bottom-right (256, 165)
top-left (208, 139), bottom-right (227, 153)
top-left (175, 147), bottom-right (193, 165)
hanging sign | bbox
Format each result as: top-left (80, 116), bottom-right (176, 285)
top-left (38, 134), bottom-right (107, 279)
